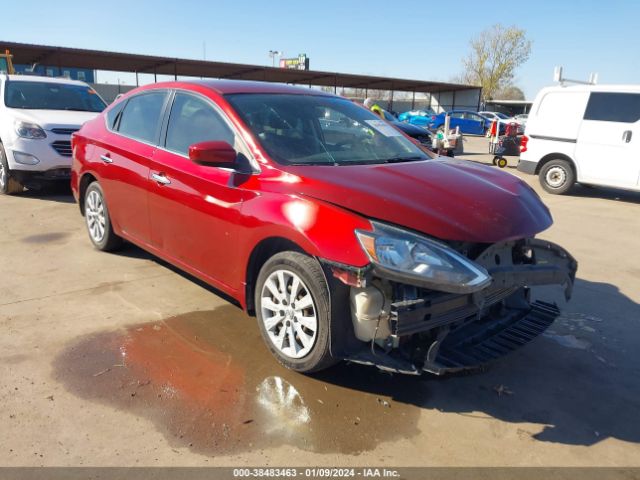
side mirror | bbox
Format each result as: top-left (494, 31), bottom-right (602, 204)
top-left (188, 141), bottom-right (237, 167)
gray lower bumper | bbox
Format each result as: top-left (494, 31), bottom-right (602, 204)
top-left (517, 159), bottom-right (538, 175)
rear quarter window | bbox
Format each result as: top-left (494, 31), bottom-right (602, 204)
top-left (117, 91), bottom-right (168, 144)
top-left (583, 92), bottom-right (640, 123)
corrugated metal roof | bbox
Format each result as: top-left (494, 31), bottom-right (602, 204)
top-left (1, 41), bottom-right (480, 95)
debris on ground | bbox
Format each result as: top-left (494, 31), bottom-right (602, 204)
top-left (377, 398), bottom-right (391, 408)
top-left (93, 368), bottom-right (111, 377)
top-left (46, 395), bottom-right (54, 401)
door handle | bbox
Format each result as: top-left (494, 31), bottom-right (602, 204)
top-left (151, 172), bottom-right (171, 185)
top-left (623, 130), bottom-right (633, 143)
top-left (100, 154), bottom-right (113, 164)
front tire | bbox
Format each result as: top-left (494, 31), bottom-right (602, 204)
top-left (255, 251), bottom-right (337, 373)
top-left (539, 159), bottom-right (575, 194)
top-left (84, 182), bottom-right (123, 251)
top-left (0, 143), bottom-right (24, 195)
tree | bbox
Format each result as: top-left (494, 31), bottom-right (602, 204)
top-left (461, 24), bottom-right (531, 102)
top-left (496, 85), bottom-right (525, 100)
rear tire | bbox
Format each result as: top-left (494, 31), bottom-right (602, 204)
top-left (0, 143), bottom-right (24, 195)
top-left (539, 159), bottom-right (575, 194)
top-left (84, 182), bottom-right (123, 251)
top-left (255, 251), bottom-right (339, 373)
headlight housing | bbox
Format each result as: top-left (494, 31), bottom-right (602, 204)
top-left (355, 222), bottom-right (491, 293)
top-left (15, 121), bottom-right (47, 139)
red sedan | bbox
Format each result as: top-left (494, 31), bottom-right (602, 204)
top-left (71, 80), bottom-right (577, 375)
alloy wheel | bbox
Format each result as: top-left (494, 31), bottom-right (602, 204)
top-left (260, 269), bottom-right (318, 359)
top-left (85, 190), bottom-right (106, 243)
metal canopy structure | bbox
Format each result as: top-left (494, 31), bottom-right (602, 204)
top-left (1, 41), bottom-right (478, 95)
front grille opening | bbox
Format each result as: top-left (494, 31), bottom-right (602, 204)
top-left (51, 140), bottom-right (72, 157)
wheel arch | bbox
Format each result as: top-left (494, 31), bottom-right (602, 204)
top-left (78, 172), bottom-right (99, 215)
top-left (536, 153), bottom-right (578, 177)
top-left (244, 236), bottom-right (307, 316)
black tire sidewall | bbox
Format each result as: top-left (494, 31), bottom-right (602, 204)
top-left (255, 251), bottom-right (333, 373)
top-left (540, 159), bottom-right (575, 194)
top-left (0, 142), bottom-right (21, 195)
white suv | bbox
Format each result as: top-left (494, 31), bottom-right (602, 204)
top-left (0, 75), bottom-right (106, 194)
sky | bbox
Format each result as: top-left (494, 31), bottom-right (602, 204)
top-left (2, 0), bottom-right (639, 99)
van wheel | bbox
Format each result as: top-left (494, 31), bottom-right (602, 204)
top-left (84, 182), bottom-right (123, 251)
top-left (0, 143), bottom-right (24, 195)
top-left (255, 251), bottom-right (339, 373)
top-left (539, 159), bottom-right (575, 194)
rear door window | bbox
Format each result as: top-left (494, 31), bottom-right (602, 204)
top-left (165, 92), bottom-right (235, 155)
top-left (584, 92), bottom-right (640, 123)
top-left (117, 91), bottom-right (168, 144)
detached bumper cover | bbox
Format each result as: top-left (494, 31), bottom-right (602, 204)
top-left (389, 239), bottom-right (576, 337)
top-left (346, 239), bottom-right (577, 375)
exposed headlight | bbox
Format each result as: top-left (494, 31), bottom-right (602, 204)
top-left (355, 222), bottom-right (491, 293)
top-left (15, 121), bottom-right (47, 139)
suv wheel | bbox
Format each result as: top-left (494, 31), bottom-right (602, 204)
top-left (255, 251), bottom-right (338, 373)
top-left (539, 159), bottom-right (575, 194)
top-left (84, 182), bottom-right (123, 251)
top-left (0, 143), bottom-right (24, 195)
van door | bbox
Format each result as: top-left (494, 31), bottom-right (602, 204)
top-left (575, 92), bottom-right (640, 188)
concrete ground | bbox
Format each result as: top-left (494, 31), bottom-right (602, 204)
top-left (1, 135), bottom-right (639, 467)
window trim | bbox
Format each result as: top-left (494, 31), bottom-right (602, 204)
top-left (106, 89), bottom-right (172, 148)
top-left (158, 88), bottom-right (260, 173)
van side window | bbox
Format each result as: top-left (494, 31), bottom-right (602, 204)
top-left (584, 92), bottom-right (640, 123)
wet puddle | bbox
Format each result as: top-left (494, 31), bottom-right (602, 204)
top-left (21, 232), bottom-right (70, 244)
top-left (53, 306), bottom-right (423, 455)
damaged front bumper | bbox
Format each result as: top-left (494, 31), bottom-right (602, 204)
top-left (327, 238), bottom-right (577, 375)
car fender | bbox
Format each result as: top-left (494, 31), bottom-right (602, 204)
top-left (234, 191), bottom-right (372, 305)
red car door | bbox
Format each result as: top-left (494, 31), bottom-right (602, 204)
top-left (148, 91), bottom-right (248, 293)
top-left (97, 90), bottom-right (169, 245)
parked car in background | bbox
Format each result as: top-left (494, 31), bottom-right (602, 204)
top-left (71, 79), bottom-right (576, 376)
top-left (518, 84), bottom-right (640, 194)
top-left (480, 111), bottom-right (524, 133)
top-left (380, 109), bottom-right (433, 149)
top-left (0, 75), bottom-right (106, 194)
top-left (397, 108), bottom-right (436, 123)
top-left (409, 110), bottom-right (492, 135)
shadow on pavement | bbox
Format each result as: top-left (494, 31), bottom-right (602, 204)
top-left (20, 183), bottom-right (75, 204)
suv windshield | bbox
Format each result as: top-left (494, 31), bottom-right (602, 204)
top-left (226, 93), bottom-right (429, 165)
top-left (4, 81), bottom-right (106, 112)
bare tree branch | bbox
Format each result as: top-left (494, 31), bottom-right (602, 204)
top-left (461, 24), bottom-right (532, 102)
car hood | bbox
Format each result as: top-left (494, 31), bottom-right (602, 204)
top-left (9, 109), bottom-right (99, 131)
top-left (282, 158), bottom-right (552, 243)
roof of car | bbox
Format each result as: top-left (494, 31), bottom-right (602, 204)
top-left (3, 74), bottom-right (90, 86)
top-left (173, 79), bottom-right (335, 96)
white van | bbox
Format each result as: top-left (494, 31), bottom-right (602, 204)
top-left (518, 85), bottom-right (640, 194)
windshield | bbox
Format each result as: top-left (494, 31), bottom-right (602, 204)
top-left (226, 93), bottom-right (429, 166)
top-left (495, 112), bottom-right (509, 119)
top-left (4, 81), bottom-right (106, 112)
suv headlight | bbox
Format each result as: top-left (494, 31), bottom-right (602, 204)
top-left (355, 222), bottom-right (491, 293)
top-left (15, 121), bottom-right (47, 139)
